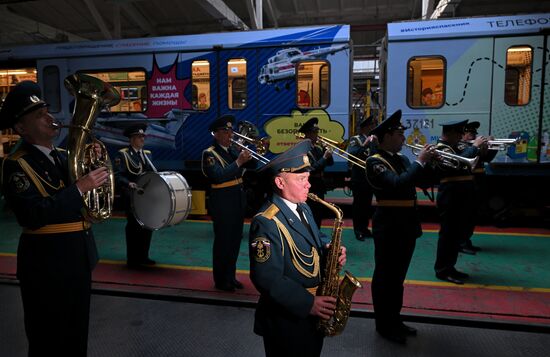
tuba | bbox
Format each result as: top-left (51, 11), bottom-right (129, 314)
top-left (308, 193), bottom-right (362, 336)
top-left (64, 74), bottom-right (120, 222)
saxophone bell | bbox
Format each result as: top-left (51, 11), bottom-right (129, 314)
top-left (307, 193), bottom-right (363, 336)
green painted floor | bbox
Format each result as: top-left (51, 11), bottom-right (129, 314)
top-left (2, 210), bottom-right (549, 290)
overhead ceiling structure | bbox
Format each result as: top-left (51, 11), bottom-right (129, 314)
top-left (0, 0), bottom-right (549, 59)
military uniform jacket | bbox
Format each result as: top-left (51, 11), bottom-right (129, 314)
top-left (308, 144), bottom-right (334, 194)
top-left (348, 134), bottom-right (376, 184)
top-left (201, 142), bottom-right (248, 185)
top-left (366, 150), bottom-right (430, 239)
top-left (114, 146), bottom-right (155, 187)
top-left (114, 146), bottom-right (155, 204)
top-left (1, 141), bottom-right (98, 279)
top-left (249, 194), bottom-right (331, 332)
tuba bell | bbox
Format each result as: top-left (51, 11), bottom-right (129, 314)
top-left (64, 73), bottom-right (120, 222)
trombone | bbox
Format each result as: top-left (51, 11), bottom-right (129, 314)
top-left (296, 132), bottom-right (366, 169)
top-left (211, 121), bottom-right (270, 165)
top-left (466, 137), bottom-right (519, 151)
top-left (406, 143), bottom-right (479, 171)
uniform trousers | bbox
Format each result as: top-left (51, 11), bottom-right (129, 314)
top-left (350, 182), bottom-right (374, 235)
top-left (371, 208), bottom-right (418, 329)
top-left (209, 185), bottom-right (246, 286)
top-left (20, 272), bottom-right (92, 357)
top-left (256, 306), bottom-right (324, 357)
top-left (125, 210), bottom-right (153, 263)
top-left (435, 181), bottom-right (475, 274)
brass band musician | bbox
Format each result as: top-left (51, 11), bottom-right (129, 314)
top-left (249, 140), bottom-right (346, 356)
top-left (365, 110), bottom-right (436, 344)
top-left (347, 115), bottom-right (377, 241)
top-left (114, 124), bottom-right (157, 268)
top-left (434, 119), bottom-right (486, 284)
top-left (0, 81), bottom-right (108, 356)
top-left (202, 114), bottom-right (256, 292)
top-left (298, 117), bottom-right (333, 228)
top-left (458, 121), bottom-right (497, 254)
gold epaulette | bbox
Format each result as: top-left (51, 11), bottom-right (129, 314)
top-left (205, 146), bottom-right (215, 152)
top-left (6, 148), bottom-right (28, 161)
top-left (56, 148), bottom-right (67, 152)
top-left (119, 147), bottom-right (129, 153)
top-left (259, 204), bottom-right (279, 220)
top-left (144, 150), bottom-right (151, 154)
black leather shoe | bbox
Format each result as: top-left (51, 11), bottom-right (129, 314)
top-left (451, 269), bottom-right (469, 279)
top-left (399, 323), bottom-right (417, 336)
top-left (459, 246), bottom-right (476, 255)
top-left (215, 283), bottom-right (235, 292)
top-left (355, 234), bottom-right (365, 242)
top-left (364, 229), bottom-right (373, 237)
top-left (376, 327), bottom-right (406, 344)
top-left (470, 244), bottom-right (482, 252)
top-left (232, 279), bottom-right (244, 289)
top-left (143, 258), bottom-right (156, 265)
top-left (436, 272), bottom-right (464, 285)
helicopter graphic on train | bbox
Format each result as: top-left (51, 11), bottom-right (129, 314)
top-left (258, 44), bottom-right (349, 89)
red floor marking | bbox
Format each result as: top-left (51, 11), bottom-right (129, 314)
top-left (1, 255), bottom-right (548, 326)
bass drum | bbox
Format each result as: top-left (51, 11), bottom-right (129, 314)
top-left (131, 171), bottom-right (192, 230)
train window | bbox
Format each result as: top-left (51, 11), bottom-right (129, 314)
top-left (192, 60), bottom-right (210, 111)
top-left (43, 66), bottom-right (61, 113)
top-left (504, 46), bottom-right (532, 106)
top-left (407, 56), bottom-right (445, 109)
top-left (296, 60), bottom-right (330, 108)
top-left (0, 68), bottom-right (37, 101)
top-left (82, 70), bottom-right (147, 113)
top-left (228, 58), bottom-right (247, 109)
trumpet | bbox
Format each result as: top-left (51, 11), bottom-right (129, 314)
top-left (406, 143), bottom-right (479, 171)
top-left (296, 132), bottom-right (366, 169)
top-left (467, 137), bottom-right (520, 151)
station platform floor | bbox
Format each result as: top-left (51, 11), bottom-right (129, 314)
top-left (1, 283), bottom-right (549, 357)
top-left (1, 201), bottom-right (549, 328)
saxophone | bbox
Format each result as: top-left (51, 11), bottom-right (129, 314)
top-left (308, 193), bottom-right (363, 336)
top-left (64, 74), bottom-right (120, 222)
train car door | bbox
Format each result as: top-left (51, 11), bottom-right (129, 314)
top-left (490, 36), bottom-right (545, 164)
